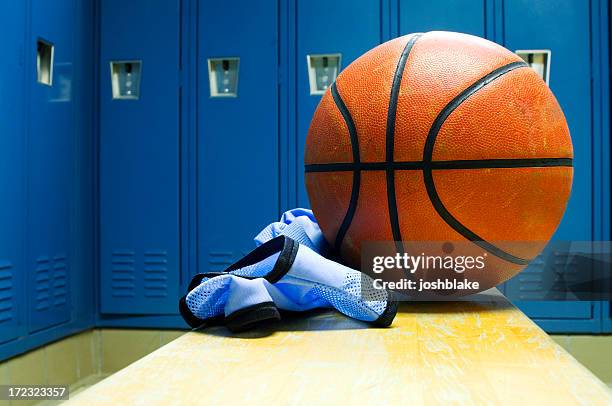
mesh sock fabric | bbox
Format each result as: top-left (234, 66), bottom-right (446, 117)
top-left (180, 235), bottom-right (398, 332)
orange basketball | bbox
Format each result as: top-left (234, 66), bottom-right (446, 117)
top-left (304, 31), bottom-right (573, 294)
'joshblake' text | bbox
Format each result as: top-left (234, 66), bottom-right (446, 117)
top-left (373, 278), bottom-right (480, 292)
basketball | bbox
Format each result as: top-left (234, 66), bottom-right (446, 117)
top-left (304, 31), bottom-right (573, 294)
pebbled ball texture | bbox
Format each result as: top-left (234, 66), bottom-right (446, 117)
top-left (304, 32), bottom-right (573, 295)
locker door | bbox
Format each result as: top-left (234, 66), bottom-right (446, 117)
top-left (0, 1), bottom-right (26, 343)
top-left (296, 0), bottom-right (383, 207)
top-left (197, 1), bottom-right (279, 272)
top-left (100, 0), bottom-right (181, 314)
top-left (399, 0), bottom-right (486, 37)
top-left (605, 302), bottom-right (612, 332)
top-left (502, 0), bottom-right (595, 326)
top-left (27, 0), bottom-right (75, 332)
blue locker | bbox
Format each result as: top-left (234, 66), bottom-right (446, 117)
top-left (197, 0), bottom-right (280, 272)
top-left (399, 0), bottom-right (486, 37)
top-left (501, 0), bottom-right (597, 330)
top-left (0, 1), bottom-right (27, 343)
top-left (100, 0), bottom-right (181, 314)
top-left (69, 0), bottom-right (97, 327)
top-left (27, 0), bottom-right (75, 332)
top-left (296, 0), bottom-right (383, 207)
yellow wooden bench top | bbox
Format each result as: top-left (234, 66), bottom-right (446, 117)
top-left (68, 290), bottom-right (611, 405)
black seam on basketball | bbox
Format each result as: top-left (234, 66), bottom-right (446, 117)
top-left (306, 161), bottom-right (421, 172)
top-left (430, 157), bottom-right (573, 169)
top-left (305, 157), bottom-right (573, 172)
top-left (423, 61), bottom-right (531, 265)
top-left (330, 82), bottom-right (360, 253)
top-left (386, 33), bottom-right (422, 249)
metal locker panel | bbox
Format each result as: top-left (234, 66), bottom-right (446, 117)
top-left (197, 0), bottom-right (280, 272)
top-left (501, 0), bottom-right (595, 324)
top-left (68, 0), bottom-right (97, 328)
top-left (27, 0), bottom-right (75, 332)
top-left (0, 1), bottom-right (27, 343)
top-left (296, 0), bottom-right (383, 207)
top-left (399, 0), bottom-right (486, 37)
top-left (100, 0), bottom-right (181, 314)
top-left (605, 302), bottom-right (612, 332)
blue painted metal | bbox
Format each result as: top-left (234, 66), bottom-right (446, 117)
top-left (492, 0), bottom-right (505, 43)
top-left (180, 0), bottom-right (198, 297)
top-left (99, 0), bottom-right (181, 314)
top-left (484, 0), bottom-right (495, 40)
top-left (100, 0), bottom-right (611, 333)
top-left (398, 0), bottom-right (486, 36)
top-left (501, 0), bottom-right (600, 332)
top-left (197, 0), bottom-right (280, 272)
top-left (0, 0), bottom-right (95, 360)
top-left (605, 302), bottom-right (612, 333)
top-left (0, 1), bottom-right (27, 344)
top-left (596, 0), bottom-right (611, 333)
top-left (71, 0), bottom-right (97, 329)
top-left (279, 0), bottom-right (298, 214)
top-left (27, 0), bottom-right (76, 332)
top-left (0, 0), bottom-right (610, 359)
top-left (0, 321), bottom-right (93, 362)
top-left (296, 0), bottom-right (384, 207)
top-left (377, 0), bottom-right (394, 41)
top-left (97, 314), bottom-right (186, 329)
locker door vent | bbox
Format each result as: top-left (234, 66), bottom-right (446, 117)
top-left (517, 255), bottom-right (546, 300)
top-left (208, 251), bottom-right (234, 272)
top-left (52, 254), bottom-right (68, 307)
top-left (517, 251), bottom-right (580, 300)
top-left (34, 254), bottom-right (68, 311)
top-left (0, 261), bottom-right (14, 323)
top-left (111, 250), bottom-right (136, 298)
top-left (143, 250), bottom-right (168, 298)
top-left (34, 257), bottom-right (52, 311)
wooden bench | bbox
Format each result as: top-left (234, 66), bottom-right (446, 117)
top-left (67, 290), bottom-right (611, 405)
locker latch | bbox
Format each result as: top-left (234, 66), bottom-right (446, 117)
top-left (515, 50), bottom-right (551, 85)
top-left (36, 38), bottom-right (54, 86)
top-left (307, 54), bottom-right (341, 95)
top-left (208, 58), bottom-right (239, 97)
top-left (110, 61), bottom-right (142, 100)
